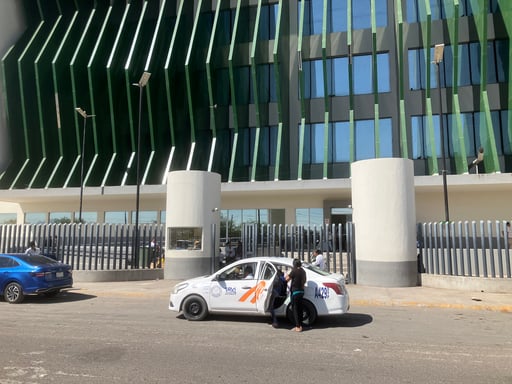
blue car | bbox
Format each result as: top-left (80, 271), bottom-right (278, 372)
top-left (0, 254), bottom-right (73, 304)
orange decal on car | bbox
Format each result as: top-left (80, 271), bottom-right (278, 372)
top-left (239, 281), bottom-right (267, 304)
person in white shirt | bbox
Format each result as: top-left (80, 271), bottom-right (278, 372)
top-left (312, 249), bottom-right (325, 271)
top-left (25, 241), bottom-right (41, 256)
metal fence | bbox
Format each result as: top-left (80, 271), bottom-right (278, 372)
top-left (240, 223), bottom-right (356, 283)
top-left (418, 221), bottom-right (512, 278)
top-left (6, 220), bottom-right (509, 281)
top-left (0, 223), bottom-right (165, 270)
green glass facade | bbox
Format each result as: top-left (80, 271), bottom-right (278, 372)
top-left (0, 0), bottom-right (511, 191)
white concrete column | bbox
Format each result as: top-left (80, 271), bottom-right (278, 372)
top-left (351, 158), bottom-right (417, 287)
top-left (164, 171), bottom-right (221, 279)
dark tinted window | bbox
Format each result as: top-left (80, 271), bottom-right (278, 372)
top-left (0, 256), bottom-right (18, 268)
top-left (15, 254), bottom-right (57, 265)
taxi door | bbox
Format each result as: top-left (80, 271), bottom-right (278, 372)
top-left (255, 262), bottom-right (277, 314)
top-left (208, 262), bottom-right (261, 312)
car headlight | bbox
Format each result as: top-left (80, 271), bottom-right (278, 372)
top-left (173, 282), bottom-right (189, 294)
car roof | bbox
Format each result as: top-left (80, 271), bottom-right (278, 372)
top-left (235, 256), bottom-right (295, 265)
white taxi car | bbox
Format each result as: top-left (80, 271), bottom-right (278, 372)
top-left (169, 256), bottom-right (349, 325)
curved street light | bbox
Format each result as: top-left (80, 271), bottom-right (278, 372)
top-left (75, 107), bottom-right (95, 223)
top-left (132, 71), bottom-right (151, 268)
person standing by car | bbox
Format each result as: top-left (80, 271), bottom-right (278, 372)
top-left (25, 241), bottom-right (41, 256)
top-left (286, 258), bottom-right (307, 332)
top-left (312, 249), bottom-right (325, 271)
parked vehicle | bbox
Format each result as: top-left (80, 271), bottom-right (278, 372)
top-left (169, 256), bottom-right (350, 325)
top-left (0, 254), bottom-right (73, 304)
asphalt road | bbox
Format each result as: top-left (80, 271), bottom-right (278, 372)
top-left (1, 286), bottom-right (511, 384)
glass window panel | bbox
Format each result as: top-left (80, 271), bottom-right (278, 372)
top-left (446, 114), bottom-right (455, 157)
top-left (105, 211), bottom-right (129, 224)
top-left (235, 66), bottom-right (251, 104)
top-left (408, 49), bottom-right (421, 90)
top-left (132, 211), bottom-right (158, 224)
top-left (432, 115), bottom-right (442, 158)
top-left (312, 123), bottom-right (325, 164)
top-left (379, 118), bottom-right (393, 157)
top-left (333, 121), bottom-right (350, 162)
top-left (430, 0), bottom-right (442, 20)
top-left (375, 0), bottom-right (388, 27)
top-left (377, 53), bottom-right (390, 92)
top-left (353, 55), bottom-right (372, 94)
top-left (469, 42), bottom-right (481, 85)
top-left (331, 0), bottom-right (347, 32)
top-left (258, 126), bottom-right (270, 166)
top-left (0, 213), bottom-right (17, 224)
top-left (228, 210), bottom-right (242, 238)
top-left (300, 0), bottom-right (311, 35)
top-left (270, 64), bottom-right (277, 102)
top-left (303, 60), bottom-right (311, 99)
top-left (218, 10), bottom-right (233, 46)
top-left (496, 40), bottom-right (509, 83)
top-left (257, 209), bottom-right (269, 225)
top-left (461, 113), bottom-right (476, 157)
top-left (490, 111), bottom-right (502, 156)
top-left (355, 119), bottom-right (375, 160)
top-left (309, 208), bottom-right (324, 226)
top-left (311, 60), bottom-right (324, 98)
top-left (487, 41), bottom-right (498, 84)
top-left (442, 45), bottom-right (454, 87)
top-left (411, 116), bottom-right (424, 159)
top-left (501, 111), bottom-right (511, 155)
top-left (75, 212), bottom-right (97, 223)
top-left (243, 209), bottom-right (258, 224)
top-left (332, 57), bottom-right (349, 96)
top-left (269, 125), bottom-right (278, 166)
top-left (407, 0), bottom-right (419, 23)
top-left (49, 212), bottom-right (71, 223)
top-left (311, 0), bottom-right (323, 35)
top-left (160, 211), bottom-right (166, 226)
top-left (296, 208), bottom-right (309, 226)
top-left (168, 227), bottom-right (202, 250)
top-left (257, 64), bottom-right (271, 103)
top-left (303, 124), bottom-right (311, 164)
top-left (352, 0), bottom-right (371, 30)
top-left (458, 44), bottom-right (471, 86)
top-left (25, 213), bottom-right (47, 224)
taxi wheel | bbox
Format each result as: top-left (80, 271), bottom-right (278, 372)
top-left (286, 300), bottom-right (317, 326)
top-left (182, 295), bottom-right (208, 321)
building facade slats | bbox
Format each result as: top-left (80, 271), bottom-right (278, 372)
top-left (0, 0), bottom-right (512, 224)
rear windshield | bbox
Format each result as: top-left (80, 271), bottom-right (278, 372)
top-left (302, 263), bottom-right (331, 276)
top-left (14, 254), bottom-right (59, 266)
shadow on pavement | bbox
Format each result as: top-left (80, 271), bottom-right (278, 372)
top-left (12, 290), bottom-right (97, 305)
top-left (175, 312), bottom-right (373, 329)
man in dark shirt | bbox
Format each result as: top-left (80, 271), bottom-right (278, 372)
top-left (286, 258), bottom-right (306, 332)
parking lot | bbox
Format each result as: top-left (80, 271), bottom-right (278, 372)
top-left (1, 281), bottom-right (512, 384)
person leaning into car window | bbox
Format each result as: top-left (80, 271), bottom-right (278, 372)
top-left (285, 258), bottom-right (307, 332)
top-left (25, 241), bottom-right (41, 256)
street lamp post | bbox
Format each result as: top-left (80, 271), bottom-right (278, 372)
top-left (433, 44), bottom-right (449, 222)
top-left (75, 107), bottom-right (95, 223)
top-left (132, 71), bottom-right (151, 267)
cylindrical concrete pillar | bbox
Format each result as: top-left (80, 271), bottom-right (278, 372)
top-left (351, 158), bottom-right (417, 287)
top-left (164, 171), bottom-right (221, 280)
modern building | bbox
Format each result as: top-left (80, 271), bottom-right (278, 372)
top-left (0, 0), bottom-right (511, 233)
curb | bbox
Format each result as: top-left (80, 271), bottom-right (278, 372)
top-left (351, 299), bottom-right (512, 313)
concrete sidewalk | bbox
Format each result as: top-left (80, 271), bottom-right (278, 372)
top-left (74, 279), bottom-right (512, 313)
